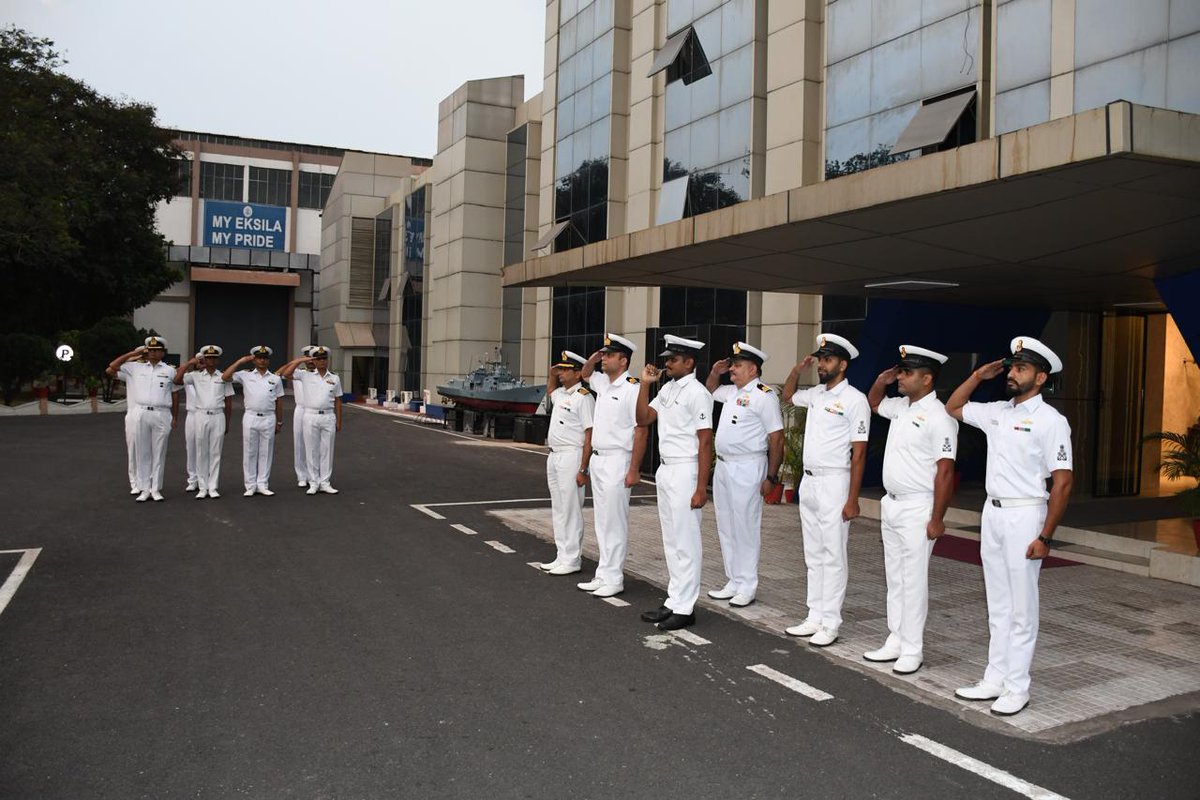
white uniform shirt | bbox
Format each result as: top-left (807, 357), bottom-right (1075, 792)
top-left (588, 370), bottom-right (641, 452)
top-left (233, 369), bottom-right (285, 412)
top-left (961, 393), bottom-right (1073, 500)
top-left (182, 369), bottom-right (234, 411)
top-left (790, 379), bottom-right (871, 469)
top-left (712, 380), bottom-right (784, 456)
top-left (292, 370), bottom-right (308, 406)
top-left (295, 369), bottom-right (342, 411)
top-left (117, 361), bottom-right (177, 407)
top-left (877, 392), bottom-right (959, 495)
top-left (547, 383), bottom-right (595, 448)
top-left (649, 372), bottom-right (713, 459)
top-left (184, 383), bottom-right (197, 412)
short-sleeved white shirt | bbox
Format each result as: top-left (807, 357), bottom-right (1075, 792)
top-left (233, 368), bottom-right (286, 412)
top-left (588, 370), bottom-right (641, 452)
top-left (790, 379), bottom-right (871, 469)
top-left (117, 361), bottom-right (178, 407)
top-left (650, 372), bottom-right (713, 458)
top-left (295, 369), bottom-right (342, 411)
top-left (712, 380), bottom-right (784, 457)
top-left (547, 382), bottom-right (595, 448)
top-left (961, 393), bottom-right (1073, 500)
top-left (184, 383), bottom-right (197, 412)
top-left (876, 392), bottom-right (958, 495)
top-left (182, 369), bottom-right (234, 411)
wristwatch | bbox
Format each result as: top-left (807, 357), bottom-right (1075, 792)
top-left (1037, 535), bottom-right (1053, 547)
top-left (766, 474), bottom-right (781, 485)
top-left (578, 467), bottom-right (589, 476)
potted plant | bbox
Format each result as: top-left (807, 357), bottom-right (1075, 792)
top-left (1143, 427), bottom-right (1200, 549)
top-left (779, 400), bottom-right (807, 504)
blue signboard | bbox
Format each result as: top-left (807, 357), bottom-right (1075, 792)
top-left (404, 215), bottom-right (425, 263)
top-left (203, 200), bottom-right (287, 251)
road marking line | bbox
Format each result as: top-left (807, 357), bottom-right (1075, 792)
top-left (411, 504), bottom-right (446, 520)
top-left (451, 524), bottom-right (478, 536)
top-left (526, 561), bottom-right (545, 570)
top-left (419, 495), bottom-right (657, 508)
top-left (898, 734), bottom-right (1070, 800)
top-left (672, 629), bottom-right (710, 646)
top-left (0, 548), bottom-right (41, 617)
top-left (602, 597), bottom-right (630, 607)
top-left (746, 664), bottom-right (834, 702)
top-left (484, 540), bottom-right (515, 553)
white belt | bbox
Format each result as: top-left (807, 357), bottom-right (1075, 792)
top-left (591, 449), bottom-right (631, 457)
top-left (803, 467), bottom-right (849, 477)
top-left (716, 452), bottom-right (766, 462)
top-left (988, 497), bottom-right (1046, 508)
top-left (660, 456), bottom-right (697, 465)
top-left (886, 490), bottom-right (934, 501)
top-left (549, 444), bottom-right (582, 452)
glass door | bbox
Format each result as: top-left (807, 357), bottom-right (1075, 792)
top-left (1093, 314), bottom-right (1146, 497)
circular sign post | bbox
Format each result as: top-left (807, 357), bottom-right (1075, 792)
top-left (55, 344), bottom-right (74, 404)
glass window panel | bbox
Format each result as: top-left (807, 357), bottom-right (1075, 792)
top-left (594, 30), bottom-right (613, 76)
top-left (592, 73), bottom-right (611, 121)
top-left (659, 287), bottom-right (686, 327)
top-left (668, 0), bottom-right (694, 34)
top-left (665, 126), bottom-right (691, 174)
top-left (588, 203), bottom-right (607, 243)
top-left (586, 289), bottom-right (605, 334)
top-left (719, 43), bottom-right (752, 106)
top-left (717, 100), bottom-right (751, 161)
top-left (690, 113), bottom-right (719, 169)
top-left (693, 7), bottom-right (721, 58)
top-left (553, 294), bottom-right (569, 336)
top-left (561, 0), bottom-right (578, 23)
top-left (558, 94), bottom-right (575, 139)
top-left (594, 0), bottom-right (613, 29)
top-left (689, 61), bottom-right (720, 119)
top-left (556, 134), bottom-right (572, 181)
top-left (561, 16), bottom-right (577, 56)
top-left (686, 287), bottom-right (712, 322)
top-left (559, 53), bottom-right (576, 99)
top-left (589, 119), bottom-right (609, 164)
top-left (719, 159), bottom-right (749, 206)
top-left (578, 1), bottom-right (595, 45)
top-left (576, 82), bottom-right (593, 127)
top-left (664, 80), bottom-right (692, 133)
top-left (721, 0), bottom-right (754, 56)
top-left (568, 289), bottom-right (586, 330)
top-left (714, 289), bottom-right (748, 325)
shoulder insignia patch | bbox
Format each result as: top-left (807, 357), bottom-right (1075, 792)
top-left (757, 383), bottom-right (773, 393)
top-left (626, 376), bottom-right (640, 384)
top-left (577, 387), bottom-right (590, 395)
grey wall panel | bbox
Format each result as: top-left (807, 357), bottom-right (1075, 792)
top-left (996, 79), bottom-right (1051, 133)
top-left (1075, 0), bottom-right (1169, 69)
top-left (1075, 43), bottom-right (1168, 111)
top-left (1166, 31), bottom-right (1200, 112)
top-left (996, 0), bottom-right (1052, 92)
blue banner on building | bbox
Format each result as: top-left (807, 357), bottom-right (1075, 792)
top-left (404, 215), bottom-right (425, 263)
top-left (203, 200), bottom-right (287, 251)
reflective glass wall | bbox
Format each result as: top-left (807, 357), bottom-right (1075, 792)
top-left (663, 0), bottom-right (755, 213)
top-left (554, 0), bottom-right (615, 251)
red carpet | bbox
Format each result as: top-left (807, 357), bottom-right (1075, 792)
top-left (933, 534), bottom-right (1080, 568)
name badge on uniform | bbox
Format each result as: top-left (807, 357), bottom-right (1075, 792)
top-left (736, 395), bottom-right (750, 407)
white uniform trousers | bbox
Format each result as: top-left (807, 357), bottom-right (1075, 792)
top-left (713, 454), bottom-right (767, 598)
top-left (303, 410), bottom-right (337, 488)
top-left (184, 411), bottom-right (198, 486)
top-left (980, 502), bottom-right (1045, 696)
top-left (134, 407), bottom-right (171, 493)
top-left (125, 406), bottom-right (143, 490)
top-left (798, 471), bottom-right (851, 633)
top-left (880, 494), bottom-right (936, 660)
top-left (656, 460), bottom-right (703, 616)
top-left (293, 406), bottom-right (309, 483)
top-left (547, 447), bottom-right (586, 569)
top-left (242, 412), bottom-right (277, 491)
top-left (589, 450), bottom-right (632, 587)
top-left (193, 411), bottom-right (226, 493)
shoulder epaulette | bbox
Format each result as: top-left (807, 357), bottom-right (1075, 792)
top-left (577, 387), bottom-right (590, 396)
top-left (757, 382), bottom-right (774, 392)
top-left (626, 376), bottom-right (640, 384)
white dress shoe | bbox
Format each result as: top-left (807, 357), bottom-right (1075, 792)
top-left (785, 619), bottom-right (821, 637)
top-left (257, 487), bottom-right (275, 496)
top-left (208, 490), bottom-right (220, 499)
top-left (893, 656), bottom-right (923, 675)
top-left (319, 484), bottom-right (338, 494)
top-left (591, 583), bottom-right (624, 598)
top-left (185, 483), bottom-right (197, 492)
top-left (990, 691), bottom-right (1030, 716)
top-left (707, 585), bottom-right (737, 600)
top-left (298, 480), bottom-right (308, 488)
top-left (195, 490), bottom-right (207, 500)
top-left (244, 489), bottom-right (256, 497)
top-left (306, 485), bottom-right (319, 495)
top-left (955, 681), bottom-right (1004, 701)
top-left (538, 561), bottom-right (560, 571)
top-left (136, 491), bottom-right (150, 502)
top-left (130, 487), bottom-right (141, 495)
top-left (809, 627), bottom-right (839, 647)
top-left (150, 491), bottom-right (164, 502)
top-left (863, 645), bottom-right (900, 663)
top-left (576, 578), bottom-right (603, 592)
top-left (729, 593), bottom-right (755, 608)
top-left (547, 564), bottom-right (581, 576)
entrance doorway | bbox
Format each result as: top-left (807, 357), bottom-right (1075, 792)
top-left (1093, 314), bottom-right (1147, 497)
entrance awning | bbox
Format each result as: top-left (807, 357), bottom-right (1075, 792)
top-left (502, 102), bottom-right (1200, 309)
top-left (334, 321), bottom-right (377, 348)
top-left (891, 91), bottom-right (976, 154)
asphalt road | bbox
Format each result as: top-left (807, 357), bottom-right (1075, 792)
top-left (1, 407), bottom-right (1197, 799)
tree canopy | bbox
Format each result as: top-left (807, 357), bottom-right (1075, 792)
top-left (0, 27), bottom-right (183, 337)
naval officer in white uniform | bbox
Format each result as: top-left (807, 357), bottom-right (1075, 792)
top-left (636, 334), bottom-right (713, 631)
top-left (865, 345), bottom-right (958, 675)
top-left (705, 342), bottom-right (785, 608)
top-left (539, 350), bottom-right (595, 576)
top-left (577, 334), bottom-right (649, 598)
top-left (222, 346), bottom-right (285, 496)
top-left (283, 346), bottom-right (315, 488)
top-left (108, 336), bottom-right (180, 502)
top-left (175, 345), bottom-right (234, 499)
top-left (280, 346), bottom-right (343, 495)
top-left (183, 351), bottom-right (203, 492)
top-left (782, 333), bottom-right (871, 646)
top-left (947, 336), bottom-right (1073, 716)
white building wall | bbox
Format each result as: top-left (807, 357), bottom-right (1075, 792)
top-left (156, 198), bottom-right (194, 246)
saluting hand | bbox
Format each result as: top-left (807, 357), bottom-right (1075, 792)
top-left (641, 363), bottom-right (661, 384)
top-left (877, 366), bottom-right (899, 385)
top-left (792, 355), bottom-right (814, 374)
top-left (974, 359), bottom-right (1006, 380)
top-left (710, 358), bottom-right (731, 376)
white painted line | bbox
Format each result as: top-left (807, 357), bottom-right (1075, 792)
top-left (672, 629), bottom-right (710, 646)
top-left (0, 548), bottom-right (41, 617)
top-left (451, 524), bottom-right (478, 536)
top-left (411, 504), bottom-right (446, 520)
top-left (484, 540), bottom-right (515, 553)
top-left (898, 734), bottom-right (1070, 800)
top-left (420, 495), bottom-right (657, 509)
top-left (746, 664), bottom-right (834, 702)
top-left (526, 561), bottom-right (545, 570)
top-left (602, 596), bottom-right (630, 607)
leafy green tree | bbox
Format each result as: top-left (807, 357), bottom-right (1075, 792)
top-left (824, 144), bottom-right (907, 179)
top-left (77, 316), bottom-right (148, 401)
top-left (0, 27), bottom-right (183, 337)
top-left (0, 333), bottom-right (56, 404)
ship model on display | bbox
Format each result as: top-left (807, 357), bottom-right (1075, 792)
top-left (436, 348), bottom-right (545, 414)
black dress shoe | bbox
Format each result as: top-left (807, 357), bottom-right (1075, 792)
top-left (641, 605), bottom-right (672, 623)
top-left (656, 613), bottom-right (695, 631)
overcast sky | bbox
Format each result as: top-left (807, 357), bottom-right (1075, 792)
top-left (6, 0), bottom-right (547, 156)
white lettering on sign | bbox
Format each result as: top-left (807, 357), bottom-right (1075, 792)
top-left (206, 203), bottom-right (285, 249)
top-left (56, 344), bottom-right (74, 362)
